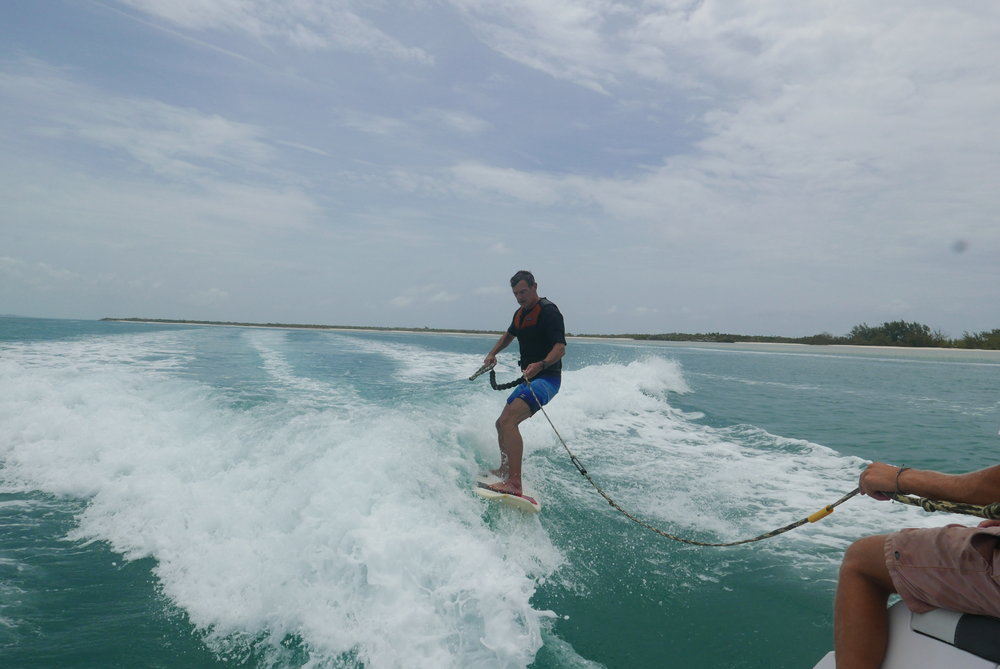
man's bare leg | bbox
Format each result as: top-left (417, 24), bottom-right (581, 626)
top-left (488, 457), bottom-right (508, 479)
top-left (489, 398), bottom-right (532, 495)
top-left (834, 534), bottom-right (896, 669)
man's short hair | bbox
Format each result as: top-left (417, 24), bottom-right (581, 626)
top-left (510, 270), bottom-right (536, 287)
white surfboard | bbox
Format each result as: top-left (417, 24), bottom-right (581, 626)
top-left (474, 477), bottom-right (541, 513)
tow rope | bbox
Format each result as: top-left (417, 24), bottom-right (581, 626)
top-left (883, 492), bottom-right (1000, 520)
top-left (471, 364), bottom-right (997, 546)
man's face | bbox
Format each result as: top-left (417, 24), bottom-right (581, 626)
top-left (511, 280), bottom-right (539, 309)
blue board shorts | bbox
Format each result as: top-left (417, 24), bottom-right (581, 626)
top-left (507, 375), bottom-right (561, 414)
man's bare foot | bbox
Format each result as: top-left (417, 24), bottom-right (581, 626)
top-left (484, 480), bottom-right (523, 496)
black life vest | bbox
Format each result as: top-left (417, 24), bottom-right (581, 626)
top-left (508, 297), bottom-right (566, 374)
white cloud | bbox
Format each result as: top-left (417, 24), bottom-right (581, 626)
top-left (1, 63), bottom-right (275, 182)
top-left (428, 291), bottom-right (458, 303)
top-left (445, 1), bottom-right (1000, 238)
top-left (117, 0), bottom-right (434, 62)
top-left (0, 60), bottom-right (325, 250)
top-left (337, 109), bottom-right (409, 137)
top-left (0, 256), bottom-right (83, 290)
top-left (450, 162), bottom-right (569, 205)
top-left (190, 287), bottom-right (230, 305)
top-left (389, 285), bottom-right (460, 310)
top-left (448, 0), bottom-right (622, 94)
top-left (420, 108), bottom-right (492, 135)
top-left (474, 285), bottom-right (507, 296)
top-left (389, 295), bottom-right (415, 308)
top-left (2, 2), bottom-right (998, 334)
top-left (436, 2), bottom-right (1000, 272)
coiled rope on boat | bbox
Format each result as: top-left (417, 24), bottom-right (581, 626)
top-left (472, 363), bottom-right (999, 545)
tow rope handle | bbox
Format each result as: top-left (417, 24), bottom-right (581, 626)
top-left (468, 362), bottom-right (524, 391)
top-left (468, 361), bottom-right (496, 381)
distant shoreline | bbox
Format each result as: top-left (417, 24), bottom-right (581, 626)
top-left (101, 317), bottom-right (636, 342)
top-left (101, 317), bottom-right (504, 338)
top-left (100, 317), bottom-right (997, 351)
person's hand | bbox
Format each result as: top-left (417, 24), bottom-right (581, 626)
top-left (859, 462), bottom-right (904, 501)
top-left (978, 520), bottom-right (1000, 528)
top-left (484, 354), bottom-right (497, 367)
top-left (522, 362), bottom-right (543, 380)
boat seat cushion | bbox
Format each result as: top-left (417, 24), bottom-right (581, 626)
top-left (911, 607), bottom-right (1000, 663)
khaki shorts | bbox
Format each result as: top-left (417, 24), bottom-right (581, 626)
top-left (885, 524), bottom-right (1000, 617)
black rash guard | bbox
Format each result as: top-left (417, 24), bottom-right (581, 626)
top-left (507, 297), bottom-right (566, 376)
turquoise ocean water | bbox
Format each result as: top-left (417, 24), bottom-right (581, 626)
top-left (2, 315), bottom-right (998, 668)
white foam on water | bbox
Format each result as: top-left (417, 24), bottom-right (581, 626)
top-left (244, 329), bottom-right (363, 411)
top-left (339, 333), bottom-right (508, 385)
top-left (486, 355), bottom-right (960, 576)
top-left (3, 330), bottom-right (978, 665)
top-left (0, 333), bottom-right (568, 668)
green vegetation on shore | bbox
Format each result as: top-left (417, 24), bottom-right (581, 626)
top-left (590, 321), bottom-right (1000, 349)
top-left (102, 318), bottom-right (1000, 350)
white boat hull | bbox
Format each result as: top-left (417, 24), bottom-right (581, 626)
top-left (813, 601), bottom-right (1000, 668)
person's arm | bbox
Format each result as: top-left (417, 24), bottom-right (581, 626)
top-left (484, 331), bottom-right (515, 367)
top-left (859, 462), bottom-right (1000, 506)
top-left (522, 342), bottom-right (565, 380)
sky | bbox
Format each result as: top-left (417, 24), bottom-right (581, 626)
top-left (1, 1), bottom-right (998, 337)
